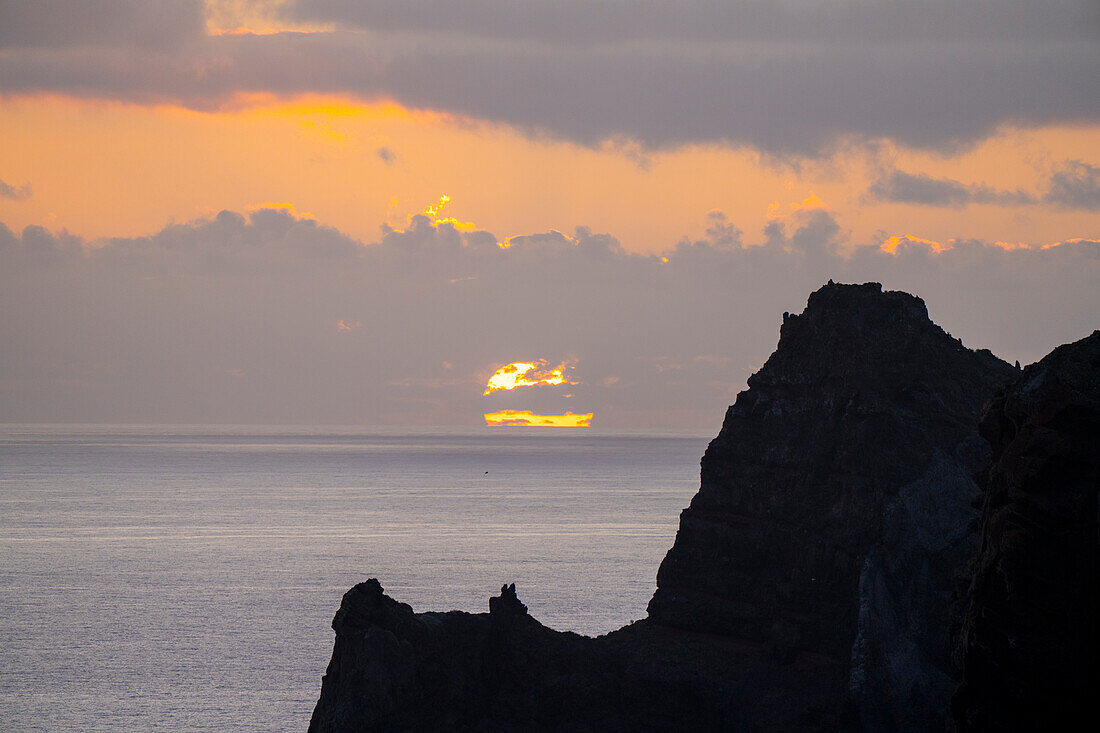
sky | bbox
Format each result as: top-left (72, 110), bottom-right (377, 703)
top-left (1, 0), bottom-right (1098, 428)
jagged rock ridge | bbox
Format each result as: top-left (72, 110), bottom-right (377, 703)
top-left (309, 282), bottom-right (1022, 731)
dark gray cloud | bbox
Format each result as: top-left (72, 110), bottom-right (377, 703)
top-left (0, 1), bottom-right (1096, 153)
top-left (868, 161), bottom-right (1100, 209)
top-left (691, 211), bottom-right (742, 249)
top-left (0, 0), bottom-right (202, 49)
top-left (2, 208), bottom-right (1096, 426)
top-left (866, 170), bottom-right (1037, 208)
top-left (286, 0), bottom-right (1100, 46)
top-left (762, 207), bottom-right (847, 254)
top-left (1044, 161), bottom-right (1100, 210)
top-left (0, 178), bottom-right (32, 200)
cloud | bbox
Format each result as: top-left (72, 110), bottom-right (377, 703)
top-left (867, 162), bottom-right (1100, 209)
top-left (696, 211), bottom-right (742, 249)
top-left (1, 208), bottom-right (1097, 426)
top-left (285, 1), bottom-right (1098, 47)
top-left (878, 233), bottom-right (950, 255)
top-left (0, 0), bottom-right (203, 49)
top-left (1044, 161), bottom-right (1100, 210)
top-left (0, 179), bottom-right (32, 200)
top-left (0, 1), bottom-right (1096, 153)
top-left (866, 170), bottom-right (1037, 208)
top-left (763, 203), bottom-right (847, 255)
top-left (376, 146), bottom-right (395, 165)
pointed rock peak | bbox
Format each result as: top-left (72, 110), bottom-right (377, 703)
top-left (341, 578), bottom-right (387, 614)
top-left (489, 582), bottom-right (528, 617)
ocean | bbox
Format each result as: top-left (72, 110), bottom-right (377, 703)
top-left (0, 425), bottom-right (710, 731)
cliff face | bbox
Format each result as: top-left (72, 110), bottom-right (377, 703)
top-left (951, 331), bottom-right (1099, 731)
top-left (310, 282), bottom-right (1025, 731)
top-left (648, 282), bottom-right (1015, 728)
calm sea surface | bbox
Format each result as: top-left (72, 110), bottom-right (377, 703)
top-left (0, 425), bottom-right (710, 731)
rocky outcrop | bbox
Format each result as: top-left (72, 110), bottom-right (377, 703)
top-left (310, 282), bottom-right (1028, 731)
top-left (951, 331), bottom-right (1099, 731)
top-left (310, 577), bottom-right (853, 731)
top-left (308, 580), bottom-right (744, 732)
top-left (648, 282), bottom-right (1015, 728)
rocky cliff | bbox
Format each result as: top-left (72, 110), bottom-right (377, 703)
top-left (649, 282), bottom-right (1015, 728)
top-left (309, 282), bottom-right (1028, 731)
top-left (951, 331), bottom-right (1099, 731)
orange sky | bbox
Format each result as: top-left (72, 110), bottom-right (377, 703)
top-left (1, 2), bottom-right (1098, 427)
top-left (2, 94), bottom-right (1097, 253)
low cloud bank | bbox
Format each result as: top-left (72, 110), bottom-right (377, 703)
top-left (1, 208), bottom-right (1096, 426)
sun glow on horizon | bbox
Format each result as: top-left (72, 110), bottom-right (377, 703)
top-left (481, 359), bottom-right (590, 426)
top-left (484, 410), bottom-right (594, 427)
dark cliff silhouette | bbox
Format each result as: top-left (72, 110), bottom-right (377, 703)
top-left (308, 283), bottom-right (1096, 731)
top-left (951, 330), bottom-right (1099, 731)
top-left (648, 282), bottom-right (1014, 729)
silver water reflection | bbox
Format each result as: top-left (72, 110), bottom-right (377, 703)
top-left (0, 425), bottom-right (708, 731)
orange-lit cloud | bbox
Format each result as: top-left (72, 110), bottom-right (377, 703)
top-left (1043, 237), bottom-right (1097, 250)
top-left (336, 319), bottom-right (361, 332)
top-left (260, 201), bottom-right (315, 219)
top-left (420, 194), bottom-right (479, 231)
top-left (484, 360), bottom-right (576, 395)
top-left (424, 194), bottom-right (451, 217)
top-left (766, 193), bottom-right (826, 221)
top-left (794, 194), bottom-right (826, 211)
top-left (484, 410), bottom-right (593, 427)
top-left (880, 234), bottom-right (952, 255)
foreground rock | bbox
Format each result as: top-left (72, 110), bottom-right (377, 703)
top-left (309, 579), bottom-right (752, 731)
top-left (648, 282), bottom-right (1015, 728)
top-left (951, 331), bottom-right (1099, 731)
top-left (311, 282), bottom-right (1023, 731)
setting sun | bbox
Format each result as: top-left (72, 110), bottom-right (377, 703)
top-left (483, 410), bottom-right (594, 427)
top-left (483, 360), bottom-right (576, 396)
